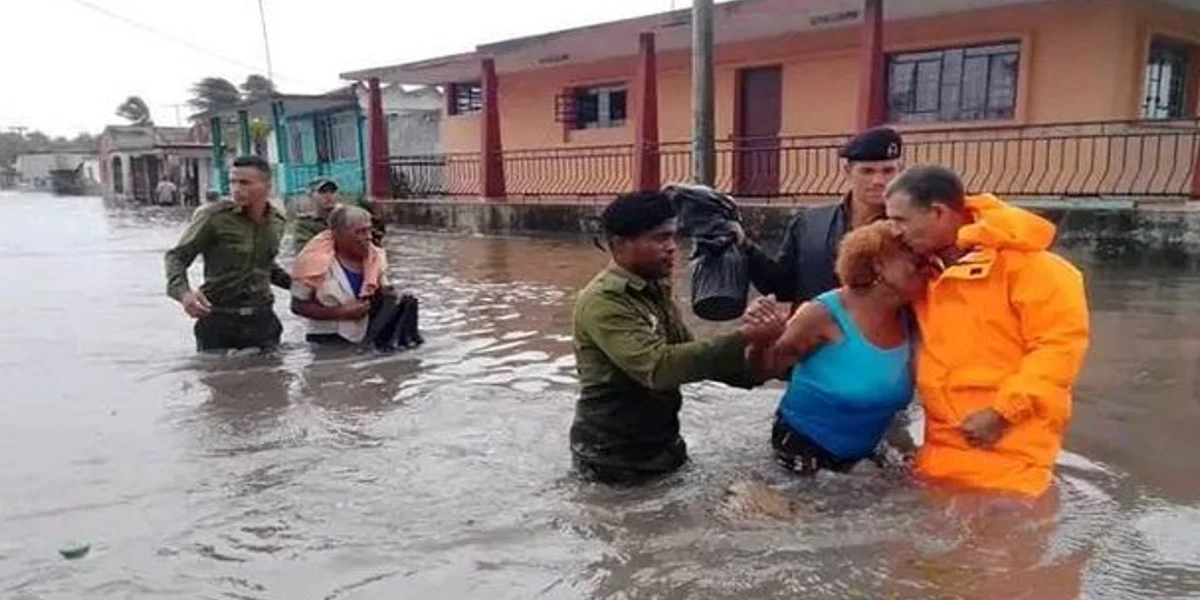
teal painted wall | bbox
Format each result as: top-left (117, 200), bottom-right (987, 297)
top-left (282, 105), bottom-right (366, 198)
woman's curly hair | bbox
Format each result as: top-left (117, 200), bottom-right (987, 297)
top-left (835, 220), bottom-right (910, 289)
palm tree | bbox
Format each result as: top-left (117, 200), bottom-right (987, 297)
top-left (116, 96), bottom-right (153, 126)
top-left (189, 77), bottom-right (242, 112)
top-left (241, 75), bottom-right (277, 102)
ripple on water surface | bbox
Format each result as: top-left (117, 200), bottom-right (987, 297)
top-left (1, 194), bottom-right (1200, 598)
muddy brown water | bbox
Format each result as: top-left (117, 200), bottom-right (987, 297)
top-left (2, 192), bottom-right (1199, 599)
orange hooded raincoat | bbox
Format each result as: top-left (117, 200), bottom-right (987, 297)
top-left (913, 193), bottom-right (1090, 498)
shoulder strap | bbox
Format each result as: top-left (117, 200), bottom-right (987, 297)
top-left (812, 290), bottom-right (857, 341)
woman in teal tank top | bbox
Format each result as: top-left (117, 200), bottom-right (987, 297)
top-left (748, 221), bottom-right (928, 474)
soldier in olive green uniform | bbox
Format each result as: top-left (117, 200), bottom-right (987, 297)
top-left (291, 178), bottom-right (340, 252)
top-left (165, 156), bottom-right (292, 352)
top-left (571, 192), bottom-right (787, 485)
top-left (292, 178), bottom-right (386, 253)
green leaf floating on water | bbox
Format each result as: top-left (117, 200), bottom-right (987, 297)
top-left (59, 543), bottom-right (90, 560)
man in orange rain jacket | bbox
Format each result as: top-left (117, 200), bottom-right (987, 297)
top-left (884, 165), bottom-right (1090, 498)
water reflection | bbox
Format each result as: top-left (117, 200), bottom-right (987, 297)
top-left (2, 193), bottom-right (1200, 599)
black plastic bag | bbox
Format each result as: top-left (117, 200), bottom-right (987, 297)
top-left (689, 243), bottom-right (749, 321)
top-left (664, 184), bottom-right (750, 322)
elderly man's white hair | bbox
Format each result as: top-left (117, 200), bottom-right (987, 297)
top-left (328, 204), bottom-right (373, 231)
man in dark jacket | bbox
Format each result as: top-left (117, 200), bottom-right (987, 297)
top-left (741, 127), bottom-right (904, 304)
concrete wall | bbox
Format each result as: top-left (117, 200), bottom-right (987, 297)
top-left (378, 199), bottom-right (1200, 264)
top-left (440, 0), bottom-right (1200, 153)
top-left (360, 85), bottom-right (445, 156)
top-left (390, 110), bottom-right (441, 155)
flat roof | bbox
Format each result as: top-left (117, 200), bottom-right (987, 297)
top-left (339, 0), bottom-right (1055, 85)
top-left (189, 89), bottom-right (359, 122)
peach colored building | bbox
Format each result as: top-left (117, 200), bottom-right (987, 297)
top-left (344, 0), bottom-right (1200, 202)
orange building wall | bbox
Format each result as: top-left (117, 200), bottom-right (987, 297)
top-left (440, 0), bottom-right (1197, 154)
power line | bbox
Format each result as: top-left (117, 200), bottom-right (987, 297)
top-left (65, 0), bottom-right (311, 88)
top-left (257, 0), bottom-right (275, 83)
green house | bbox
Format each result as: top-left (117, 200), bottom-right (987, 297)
top-left (195, 87), bottom-right (366, 200)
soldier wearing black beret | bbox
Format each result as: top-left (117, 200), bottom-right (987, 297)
top-left (569, 192), bottom-right (786, 485)
top-left (738, 126), bottom-right (904, 305)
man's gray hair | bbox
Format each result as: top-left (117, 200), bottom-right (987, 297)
top-left (328, 204), bottom-right (373, 231)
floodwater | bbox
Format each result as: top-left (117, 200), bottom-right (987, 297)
top-left (2, 191), bottom-right (1199, 600)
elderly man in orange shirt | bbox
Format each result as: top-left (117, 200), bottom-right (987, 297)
top-left (884, 165), bottom-right (1090, 498)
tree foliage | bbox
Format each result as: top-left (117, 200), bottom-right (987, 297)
top-left (116, 96), bottom-right (153, 126)
top-left (189, 77), bottom-right (242, 112)
top-left (241, 75), bottom-right (277, 102)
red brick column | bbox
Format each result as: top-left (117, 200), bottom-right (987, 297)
top-left (367, 77), bottom-right (391, 199)
top-left (634, 32), bottom-right (661, 193)
top-left (857, 0), bottom-right (886, 130)
top-left (481, 58), bottom-right (506, 199)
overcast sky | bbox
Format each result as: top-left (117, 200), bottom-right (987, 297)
top-left (1, 0), bottom-right (698, 137)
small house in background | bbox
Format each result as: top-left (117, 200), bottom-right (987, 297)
top-left (98, 125), bottom-right (212, 204)
top-left (192, 87), bottom-right (366, 201)
top-left (15, 151), bottom-right (99, 193)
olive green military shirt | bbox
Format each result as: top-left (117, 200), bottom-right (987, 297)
top-left (570, 263), bottom-right (758, 471)
top-left (164, 200), bottom-right (291, 309)
top-left (292, 213), bottom-right (328, 252)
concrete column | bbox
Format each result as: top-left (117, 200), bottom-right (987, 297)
top-left (198, 156), bottom-right (212, 199)
top-left (238, 109), bottom-right (252, 156)
top-left (271, 100), bottom-right (290, 195)
top-left (634, 32), bottom-right (661, 193)
top-left (122, 153), bottom-right (133, 198)
top-left (367, 77), bottom-right (392, 200)
top-left (209, 116), bottom-right (228, 195)
top-left (857, 0), bottom-right (886, 130)
top-left (480, 58), bottom-right (506, 199)
top-left (118, 152), bottom-right (131, 197)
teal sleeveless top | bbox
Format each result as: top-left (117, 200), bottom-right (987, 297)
top-left (776, 290), bottom-right (913, 459)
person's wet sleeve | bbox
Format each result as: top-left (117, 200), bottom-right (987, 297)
top-left (744, 211), bottom-right (802, 302)
top-left (270, 263), bottom-right (291, 290)
top-left (993, 254), bottom-right (1090, 425)
top-left (164, 208), bottom-right (213, 302)
top-left (582, 295), bottom-right (748, 392)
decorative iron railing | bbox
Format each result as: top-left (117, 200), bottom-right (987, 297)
top-left (386, 119), bottom-right (1200, 202)
top-left (503, 145), bottom-right (634, 197)
top-left (388, 153), bottom-right (482, 197)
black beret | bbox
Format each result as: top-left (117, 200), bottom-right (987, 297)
top-left (600, 192), bottom-right (676, 237)
top-left (839, 126), bottom-right (903, 161)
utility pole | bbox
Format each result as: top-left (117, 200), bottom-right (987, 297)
top-left (165, 103), bottom-right (188, 126)
top-left (691, 0), bottom-right (715, 185)
top-left (256, 0), bottom-right (275, 82)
